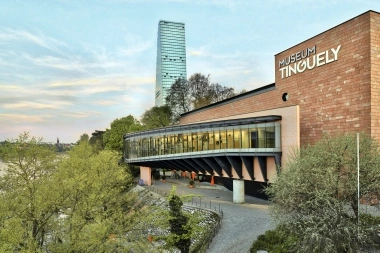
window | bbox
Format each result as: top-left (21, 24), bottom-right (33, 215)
top-left (250, 128), bottom-right (258, 148)
top-left (241, 128), bottom-right (249, 148)
top-left (124, 122), bottom-right (280, 159)
top-left (233, 129), bottom-right (241, 148)
top-left (227, 130), bottom-right (233, 149)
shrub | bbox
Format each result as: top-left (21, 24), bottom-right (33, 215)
top-left (359, 213), bottom-right (380, 247)
top-left (360, 213), bottom-right (380, 227)
top-left (250, 226), bottom-right (297, 253)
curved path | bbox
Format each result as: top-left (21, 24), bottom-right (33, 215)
top-left (150, 178), bottom-right (274, 253)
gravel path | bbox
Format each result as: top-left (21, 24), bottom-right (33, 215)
top-left (150, 178), bottom-right (274, 253)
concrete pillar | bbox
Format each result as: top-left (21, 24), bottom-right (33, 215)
top-left (140, 166), bottom-right (152, 186)
top-left (233, 179), bottom-right (245, 204)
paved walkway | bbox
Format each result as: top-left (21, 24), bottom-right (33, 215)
top-left (149, 178), bottom-right (274, 253)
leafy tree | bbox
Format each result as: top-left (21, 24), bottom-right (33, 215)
top-left (103, 115), bottom-right (144, 153)
top-left (89, 130), bottom-right (105, 151)
top-left (0, 133), bottom-right (137, 252)
top-left (188, 73), bottom-right (213, 109)
top-left (141, 105), bottom-right (173, 129)
top-left (209, 83), bottom-right (236, 103)
top-left (166, 73), bottom-right (237, 122)
top-left (48, 142), bottom-right (134, 252)
top-left (266, 133), bottom-right (380, 252)
top-left (0, 133), bottom-right (63, 251)
top-left (165, 78), bottom-right (191, 122)
top-left (78, 133), bottom-right (89, 144)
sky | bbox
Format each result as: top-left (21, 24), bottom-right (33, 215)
top-left (0, 0), bottom-right (379, 143)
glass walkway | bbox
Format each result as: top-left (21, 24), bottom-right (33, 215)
top-left (123, 115), bottom-right (282, 181)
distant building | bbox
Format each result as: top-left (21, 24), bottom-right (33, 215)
top-left (155, 20), bottom-right (187, 106)
top-left (56, 138), bottom-right (63, 152)
top-left (91, 130), bottom-right (105, 137)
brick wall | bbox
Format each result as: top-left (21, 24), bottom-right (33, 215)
top-left (180, 11), bottom-right (378, 146)
top-left (370, 12), bottom-right (380, 139)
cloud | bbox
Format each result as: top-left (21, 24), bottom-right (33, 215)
top-left (0, 113), bottom-right (52, 124)
top-left (119, 41), bottom-right (152, 56)
top-left (0, 28), bottom-right (67, 55)
top-left (49, 78), bottom-right (101, 87)
top-left (84, 85), bottom-right (123, 94)
top-left (0, 84), bottom-right (22, 90)
top-left (21, 54), bottom-right (93, 75)
top-left (48, 76), bottom-right (155, 96)
top-left (186, 47), bottom-right (275, 91)
top-left (109, 0), bottom-right (242, 11)
top-left (22, 53), bottom-right (124, 73)
top-left (189, 46), bottom-right (207, 56)
top-left (95, 100), bottom-right (118, 106)
top-left (2, 101), bottom-right (71, 110)
top-left (0, 32), bottom-right (136, 79)
top-left (59, 111), bottom-right (102, 119)
top-left (0, 27), bottom-right (156, 142)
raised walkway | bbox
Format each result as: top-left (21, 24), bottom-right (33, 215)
top-left (149, 178), bottom-right (274, 253)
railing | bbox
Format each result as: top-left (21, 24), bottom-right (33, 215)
top-left (144, 184), bottom-right (224, 216)
top-left (184, 196), bottom-right (224, 217)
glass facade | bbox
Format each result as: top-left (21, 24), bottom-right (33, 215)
top-left (124, 122), bottom-right (281, 161)
top-left (155, 20), bottom-right (187, 106)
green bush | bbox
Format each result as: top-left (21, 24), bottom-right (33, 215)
top-left (360, 213), bottom-right (380, 227)
top-left (250, 226), bottom-right (297, 253)
top-left (251, 215), bottom-right (380, 252)
top-left (359, 213), bottom-right (380, 247)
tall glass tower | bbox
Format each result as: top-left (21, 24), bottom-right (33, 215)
top-left (155, 20), bottom-right (187, 106)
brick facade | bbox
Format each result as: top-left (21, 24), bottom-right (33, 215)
top-left (180, 11), bottom-right (380, 146)
top-left (370, 12), bottom-right (380, 139)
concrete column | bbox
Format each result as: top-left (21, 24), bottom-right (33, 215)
top-left (140, 166), bottom-right (152, 186)
top-left (233, 179), bottom-right (245, 204)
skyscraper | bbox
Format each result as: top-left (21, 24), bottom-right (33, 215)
top-left (155, 20), bottom-right (187, 106)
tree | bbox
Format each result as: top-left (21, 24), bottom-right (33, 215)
top-left (0, 133), bottom-right (63, 251)
top-left (167, 193), bottom-right (191, 253)
top-left (141, 105), bottom-right (173, 129)
top-left (209, 83), bottom-right (236, 103)
top-left (103, 115), bottom-right (144, 153)
top-left (49, 142), bottom-right (134, 252)
top-left (0, 133), bottom-right (136, 252)
top-left (165, 73), bottom-right (237, 122)
top-left (89, 130), bottom-right (105, 151)
top-left (188, 73), bottom-right (213, 109)
top-left (266, 133), bottom-right (380, 252)
top-left (78, 133), bottom-right (89, 144)
top-left (165, 78), bottom-right (192, 122)
top-left (163, 186), bottom-right (193, 253)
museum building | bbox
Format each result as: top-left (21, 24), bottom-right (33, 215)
top-left (124, 10), bottom-right (380, 200)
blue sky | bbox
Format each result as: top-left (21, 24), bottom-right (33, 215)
top-left (0, 0), bottom-right (379, 143)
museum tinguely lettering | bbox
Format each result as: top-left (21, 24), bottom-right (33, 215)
top-left (279, 45), bottom-right (341, 78)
